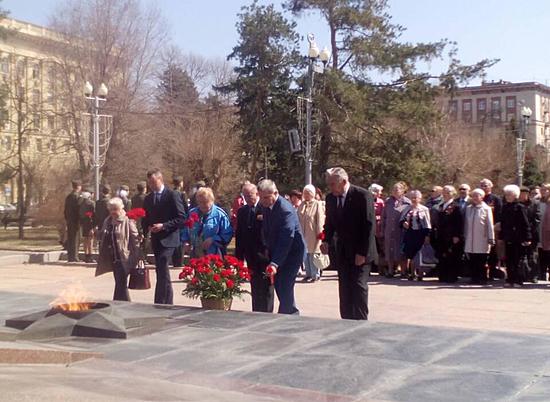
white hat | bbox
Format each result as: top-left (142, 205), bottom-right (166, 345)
top-left (303, 184), bottom-right (316, 195)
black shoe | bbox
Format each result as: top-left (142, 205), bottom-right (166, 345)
top-left (301, 277), bottom-right (312, 283)
top-left (408, 275), bottom-right (414, 281)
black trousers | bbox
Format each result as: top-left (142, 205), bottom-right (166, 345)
top-left (337, 261), bottom-right (370, 320)
top-left (172, 243), bottom-right (184, 267)
top-left (438, 243), bottom-right (462, 283)
top-left (505, 242), bottom-right (527, 285)
top-left (152, 241), bottom-right (175, 305)
top-left (539, 248), bottom-right (550, 281)
top-left (250, 266), bottom-right (274, 313)
top-left (467, 253), bottom-right (488, 284)
top-left (113, 261), bottom-right (130, 301)
top-left (66, 222), bottom-right (80, 262)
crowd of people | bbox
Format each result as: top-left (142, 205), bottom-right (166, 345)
top-left (63, 167), bottom-right (549, 321)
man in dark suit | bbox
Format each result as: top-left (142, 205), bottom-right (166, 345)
top-left (258, 179), bottom-right (306, 315)
top-left (172, 176), bottom-right (189, 268)
top-left (64, 179), bottom-right (82, 262)
top-left (142, 168), bottom-right (186, 305)
top-left (321, 167), bottom-right (377, 320)
top-left (235, 183), bottom-right (273, 313)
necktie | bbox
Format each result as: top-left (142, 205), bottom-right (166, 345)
top-left (154, 192), bottom-right (161, 205)
top-left (336, 196), bottom-right (344, 221)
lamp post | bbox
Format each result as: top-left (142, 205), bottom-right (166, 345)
top-left (517, 103), bottom-right (532, 186)
top-left (304, 34), bottom-right (330, 185)
top-left (84, 81), bottom-right (108, 201)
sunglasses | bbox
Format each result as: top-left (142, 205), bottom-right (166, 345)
top-left (459, 188), bottom-right (467, 191)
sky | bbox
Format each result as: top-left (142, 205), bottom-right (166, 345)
top-left (3, 0), bottom-right (550, 85)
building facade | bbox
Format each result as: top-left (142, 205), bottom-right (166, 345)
top-left (445, 81), bottom-right (550, 151)
top-left (0, 18), bottom-right (73, 205)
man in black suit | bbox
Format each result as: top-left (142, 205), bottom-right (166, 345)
top-left (142, 168), bottom-right (186, 305)
top-left (321, 167), bottom-right (377, 320)
top-left (64, 179), bottom-right (82, 262)
top-left (235, 183), bottom-right (274, 313)
top-left (172, 176), bottom-right (189, 268)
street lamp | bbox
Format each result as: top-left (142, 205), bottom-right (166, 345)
top-left (83, 81), bottom-right (109, 201)
top-left (517, 103), bottom-right (532, 186)
top-left (303, 34), bottom-right (330, 186)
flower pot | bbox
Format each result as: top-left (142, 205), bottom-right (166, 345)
top-left (200, 297), bottom-right (232, 311)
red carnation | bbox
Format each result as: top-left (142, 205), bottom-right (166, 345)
top-left (213, 274), bottom-right (221, 282)
top-left (226, 279), bottom-right (234, 289)
top-left (178, 271), bottom-right (185, 280)
top-left (84, 211), bottom-right (93, 218)
top-left (317, 231), bottom-right (325, 241)
top-left (191, 277), bottom-right (199, 285)
top-left (127, 208), bottom-right (146, 220)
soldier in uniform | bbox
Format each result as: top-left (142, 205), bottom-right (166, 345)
top-left (131, 181), bottom-right (147, 210)
top-left (64, 179), bottom-right (82, 262)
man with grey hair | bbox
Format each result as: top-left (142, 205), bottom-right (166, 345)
top-left (235, 183), bottom-right (274, 312)
top-left (321, 167), bottom-right (377, 320)
top-left (258, 179), bottom-right (306, 315)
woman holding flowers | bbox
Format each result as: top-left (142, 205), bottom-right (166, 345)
top-left (181, 187), bottom-right (233, 258)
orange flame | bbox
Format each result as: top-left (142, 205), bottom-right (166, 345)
top-left (49, 282), bottom-right (92, 312)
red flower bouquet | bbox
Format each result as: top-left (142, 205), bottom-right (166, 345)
top-left (84, 211), bottom-right (94, 219)
top-left (185, 211), bottom-right (200, 228)
top-left (179, 254), bottom-right (250, 301)
top-left (317, 231), bottom-right (326, 241)
top-left (127, 208), bottom-right (146, 220)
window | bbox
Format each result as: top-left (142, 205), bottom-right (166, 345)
top-left (47, 115), bottom-right (55, 130)
top-left (0, 108), bottom-right (9, 129)
top-left (448, 100), bottom-right (458, 120)
top-left (476, 98), bottom-right (487, 122)
top-left (48, 139), bottom-right (56, 152)
top-left (33, 113), bottom-right (41, 129)
top-left (31, 63), bottom-right (40, 80)
top-left (506, 97), bottom-right (516, 109)
top-left (46, 92), bottom-right (53, 104)
top-left (462, 99), bottom-right (472, 122)
top-left (0, 58), bottom-right (9, 75)
top-left (32, 89), bottom-right (40, 105)
top-left (48, 67), bottom-right (55, 83)
top-left (21, 137), bottom-right (29, 150)
top-left (491, 97), bottom-right (501, 123)
top-left (16, 59), bottom-right (25, 78)
top-left (36, 138), bottom-right (42, 152)
top-left (4, 136), bottom-right (11, 150)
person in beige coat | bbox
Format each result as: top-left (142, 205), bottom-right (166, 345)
top-left (297, 184), bottom-right (326, 282)
top-left (96, 197), bottom-right (140, 301)
top-left (464, 188), bottom-right (495, 284)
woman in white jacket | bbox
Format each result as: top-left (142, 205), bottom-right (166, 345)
top-left (464, 188), bottom-right (495, 284)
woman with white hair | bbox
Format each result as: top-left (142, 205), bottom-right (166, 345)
top-left (434, 185), bottom-right (463, 283)
top-left (400, 190), bottom-right (431, 280)
top-left (297, 184), bottom-right (326, 282)
top-left (499, 184), bottom-right (532, 287)
top-left (464, 188), bottom-right (495, 284)
top-left (96, 197), bottom-right (141, 301)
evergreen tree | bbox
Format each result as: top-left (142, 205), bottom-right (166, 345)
top-left (219, 1), bottom-right (302, 187)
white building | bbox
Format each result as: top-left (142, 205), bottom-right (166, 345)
top-left (447, 80), bottom-right (550, 150)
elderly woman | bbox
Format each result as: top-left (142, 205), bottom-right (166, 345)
top-left (182, 187), bottom-right (233, 257)
top-left (434, 185), bottom-right (463, 283)
top-left (96, 197), bottom-right (140, 301)
top-left (500, 184), bottom-right (531, 287)
top-left (382, 182), bottom-right (411, 277)
top-left (464, 188), bottom-right (495, 285)
top-left (369, 184), bottom-right (385, 274)
top-left (298, 184), bottom-right (326, 282)
top-left (400, 190), bottom-right (431, 280)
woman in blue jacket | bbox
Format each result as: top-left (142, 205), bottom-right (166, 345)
top-left (181, 187), bottom-right (233, 257)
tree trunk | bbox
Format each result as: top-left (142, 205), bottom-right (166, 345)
top-left (17, 101), bottom-right (25, 240)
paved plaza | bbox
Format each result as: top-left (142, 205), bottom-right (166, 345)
top-left (1, 261), bottom-right (550, 401)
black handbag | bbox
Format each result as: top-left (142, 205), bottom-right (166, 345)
top-left (128, 259), bottom-right (151, 290)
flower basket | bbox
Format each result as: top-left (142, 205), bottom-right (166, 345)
top-left (200, 297), bottom-right (233, 311)
top-left (179, 254), bottom-right (250, 310)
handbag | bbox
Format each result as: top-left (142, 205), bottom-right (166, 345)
top-left (312, 253), bottom-right (330, 271)
top-left (128, 259), bottom-right (151, 290)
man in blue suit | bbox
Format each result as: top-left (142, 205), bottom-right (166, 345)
top-left (258, 179), bottom-right (306, 315)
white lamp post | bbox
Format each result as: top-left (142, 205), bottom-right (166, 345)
top-left (517, 103), bottom-right (532, 186)
top-left (84, 82), bottom-right (109, 201)
top-left (304, 34), bottom-right (330, 186)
